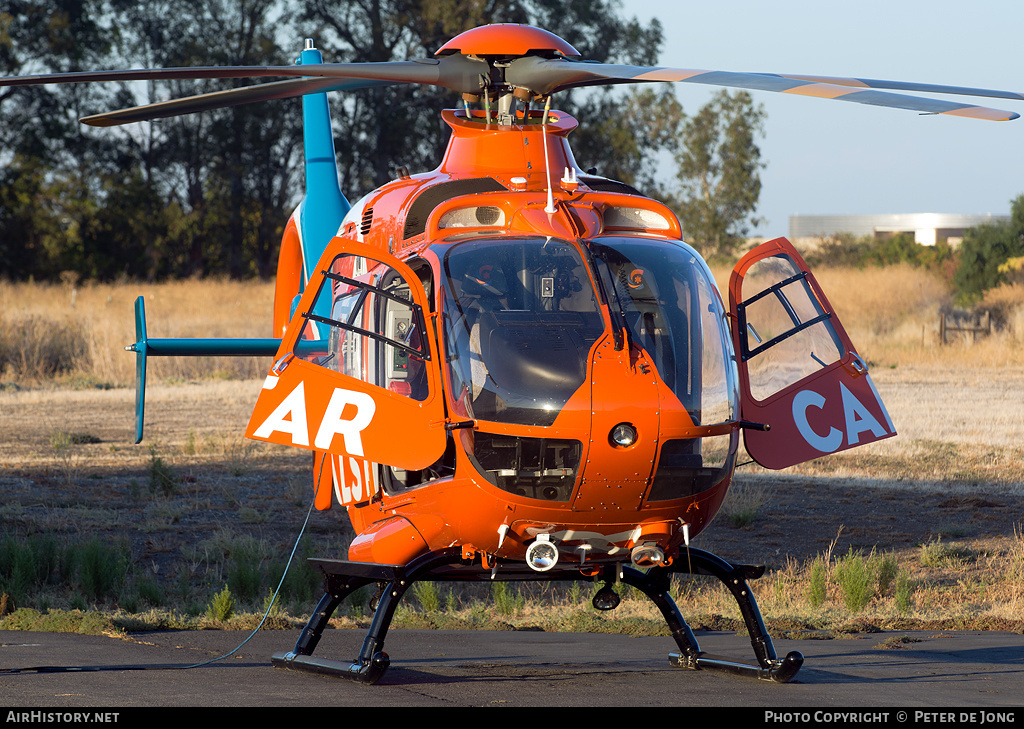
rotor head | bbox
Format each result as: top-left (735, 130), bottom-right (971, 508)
top-left (436, 24), bottom-right (580, 59)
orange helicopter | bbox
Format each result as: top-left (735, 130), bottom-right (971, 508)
top-left (6, 22), bottom-right (1021, 685)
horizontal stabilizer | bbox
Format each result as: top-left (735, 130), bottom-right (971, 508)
top-left (125, 296), bottom-right (281, 443)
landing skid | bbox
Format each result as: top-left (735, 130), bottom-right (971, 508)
top-left (271, 546), bottom-right (802, 684)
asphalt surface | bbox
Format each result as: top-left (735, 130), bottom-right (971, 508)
top-left (2, 628), bottom-right (1023, 710)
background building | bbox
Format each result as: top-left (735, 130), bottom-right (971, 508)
top-left (788, 213), bottom-right (1009, 247)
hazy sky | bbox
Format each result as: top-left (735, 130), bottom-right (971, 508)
top-left (617, 0), bottom-right (1023, 237)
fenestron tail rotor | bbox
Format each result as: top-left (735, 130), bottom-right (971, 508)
top-left (0, 23), bottom-right (1020, 124)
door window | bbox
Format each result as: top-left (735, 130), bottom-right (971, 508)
top-left (736, 252), bottom-right (845, 402)
top-left (298, 253), bottom-right (432, 401)
top-left (729, 238), bottom-right (896, 470)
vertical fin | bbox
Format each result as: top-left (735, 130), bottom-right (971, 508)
top-left (297, 39), bottom-right (350, 289)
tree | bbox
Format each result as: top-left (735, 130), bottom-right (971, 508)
top-left (672, 90), bottom-right (766, 260)
top-left (570, 86), bottom-right (683, 196)
top-left (0, 0), bottom-right (123, 280)
top-left (298, 0), bottom-right (677, 198)
top-left (954, 194), bottom-right (1024, 302)
top-left (110, 0), bottom-right (303, 279)
top-left (0, 1), bottom-right (699, 281)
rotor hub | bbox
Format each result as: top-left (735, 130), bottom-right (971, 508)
top-left (436, 24), bottom-right (580, 59)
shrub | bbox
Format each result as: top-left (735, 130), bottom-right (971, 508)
top-left (206, 585), bottom-right (234, 621)
top-left (412, 581), bottom-right (440, 612)
top-left (148, 449), bottom-right (178, 497)
top-left (492, 581), bottom-right (525, 616)
top-left (227, 554), bottom-right (263, 604)
top-left (0, 316), bottom-right (89, 380)
top-left (834, 548), bottom-right (873, 614)
top-left (872, 550), bottom-right (899, 594)
top-left (919, 539), bottom-right (974, 569)
top-left (953, 194), bottom-right (1024, 303)
top-left (895, 571), bottom-right (914, 615)
top-left (804, 232), bottom-right (955, 273)
top-left (74, 538), bottom-right (126, 603)
top-left (721, 481), bottom-right (770, 528)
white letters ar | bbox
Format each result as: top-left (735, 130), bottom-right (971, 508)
top-left (253, 380), bottom-right (376, 456)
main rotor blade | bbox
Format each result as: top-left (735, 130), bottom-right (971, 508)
top-left (770, 74), bottom-right (1024, 102)
top-left (0, 65), bottom-right (316, 86)
top-left (80, 75), bottom-right (397, 126)
top-left (0, 56), bottom-right (485, 90)
top-left (8, 50), bottom-right (1019, 123)
top-left (4, 55), bottom-right (489, 126)
top-left (506, 57), bottom-right (1021, 121)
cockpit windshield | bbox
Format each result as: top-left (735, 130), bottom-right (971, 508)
top-left (588, 237), bottom-right (737, 426)
top-left (441, 237), bottom-right (604, 426)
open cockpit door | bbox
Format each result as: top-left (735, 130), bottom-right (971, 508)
top-left (246, 241), bottom-right (448, 478)
top-left (728, 238), bottom-right (895, 470)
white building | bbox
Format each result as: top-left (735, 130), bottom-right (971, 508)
top-left (788, 213), bottom-right (1009, 247)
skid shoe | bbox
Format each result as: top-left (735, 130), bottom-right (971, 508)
top-left (630, 549), bottom-right (804, 683)
top-left (272, 545), bottom-right (802, 684)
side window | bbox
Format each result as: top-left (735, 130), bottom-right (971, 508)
top-left (296, 254), bottom-right (432, 401)
top-left (736, 253), bottom-right (845, 401)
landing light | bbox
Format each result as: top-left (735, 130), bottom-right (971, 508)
top-left (630, 543), bottom-right (665, 568)
top-left (438, 205), bottom-right (505, 228)
top-left (609, 423), bottom-right (637, 448)
top-left (526, 534), bottom-right (558, 572)
top-left (603, 206), bottom-right (670, 231)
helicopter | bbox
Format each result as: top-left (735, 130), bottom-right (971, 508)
top-left (4, 22), bottom-right (1021, 685)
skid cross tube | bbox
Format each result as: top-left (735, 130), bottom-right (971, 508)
top-left (272, 545), bottom-right (801, 684)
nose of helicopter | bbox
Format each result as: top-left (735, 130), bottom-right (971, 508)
top-left (568, 337), bottom-right (662, 514)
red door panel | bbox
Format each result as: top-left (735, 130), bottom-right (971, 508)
top-left (728, 238), bottom-right (896, 470)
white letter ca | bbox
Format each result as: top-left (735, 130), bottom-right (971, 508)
top-left (792, 389), bottom-right (843, 453)
top-left (840, 382), bottom-right (888, 445)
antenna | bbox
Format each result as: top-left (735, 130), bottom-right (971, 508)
top-left (542, 97), bottom-right (556, 214)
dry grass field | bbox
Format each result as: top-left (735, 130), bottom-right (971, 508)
top-left (0, 278), bottom-right (274, 387)
top-left (1, 267), bottom-right (1023, 636)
